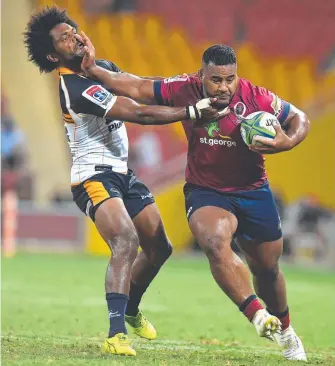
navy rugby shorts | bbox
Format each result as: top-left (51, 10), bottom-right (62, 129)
top-left (184, 182), bottom-right (282, 242)
top-left (72, 168), bottom-right (155, 221)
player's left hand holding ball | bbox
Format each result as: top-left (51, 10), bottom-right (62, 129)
top-left (249, 123), bottom-right (293, 154)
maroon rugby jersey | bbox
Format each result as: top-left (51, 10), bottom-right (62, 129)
top-left (154, 75), bottom-right (290, 192)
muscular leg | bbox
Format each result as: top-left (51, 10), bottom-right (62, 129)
top-left (126, 203), bottom-right (172, 315)
top-left (236, 237), bottom-right (288, 314)
top-left (131, 203), bottom-right (172, 284)
top-left (236, 238), bottom-right (307, 360)
top-left (188, 206), bottom-right (282, 340)
top-left (94, 197), bottom-right (139, 336)
top-left (189, 206), bottom-right (253, 306)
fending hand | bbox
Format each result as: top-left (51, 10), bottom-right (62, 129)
top-left (75, 31), bottom-right (97, 76)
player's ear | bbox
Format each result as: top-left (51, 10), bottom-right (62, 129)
top-left (47, 54), bottom-right (59, 63)
top-left (198, 69), bottom-right (203, 80)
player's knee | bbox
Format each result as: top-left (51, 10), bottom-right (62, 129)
top-left (108, 229), bottom-right (139, 262)
top-left (167, 240), bottom-right (173, 257)
top-left (251, 263), bottom-right (280, 282)
top-left (161, 240), bottom-right (173, 261)
top-left (147, 224), bottom-right (173, 265)
top-left (151, 238), bottom-right (173, 267)
top-left (202, 233), bottom-right (233, 261)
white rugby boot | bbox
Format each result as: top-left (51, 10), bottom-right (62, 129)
top-left (274, 325), bottom-right (307, 361)
top-left (252, 309), bottom-right (282, 341)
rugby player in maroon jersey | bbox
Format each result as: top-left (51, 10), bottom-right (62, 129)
top-left (79, 31), bottom-right (309, 361)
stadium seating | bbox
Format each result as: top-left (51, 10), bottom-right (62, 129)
top-left (37, 0), bottom-right (335, 109)
top-left (136, 0), bottom-right (335, 66)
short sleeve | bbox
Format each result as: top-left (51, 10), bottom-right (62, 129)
top-left (60, 74), bottom-right (118, 118)
top-left (153, 75), bottom-right (190, 106)
top-left (78, 84), bottom-right (117, 117)
top-left (253, 87), bottom-right (291, 124)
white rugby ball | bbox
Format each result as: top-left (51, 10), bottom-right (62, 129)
top-left (240, 111), bottom-right (278, 146)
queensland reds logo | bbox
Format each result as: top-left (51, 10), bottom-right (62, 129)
top-left (233, 102), bottom-right (247, 118)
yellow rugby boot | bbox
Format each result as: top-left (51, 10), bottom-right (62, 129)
top-left (125, 311), bottom-right (157, 340)
top-left (102, 333), bottom-right (136, 356)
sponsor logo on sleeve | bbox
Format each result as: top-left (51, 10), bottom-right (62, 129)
top-left (270, 93), bottom-right (283, 117)
top-left (163, 75), bottom-right (188, 84)
top-left (82, 85), bottom-right (114, 108)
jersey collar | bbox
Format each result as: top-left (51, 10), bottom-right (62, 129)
top-left (58, 67), bottom-right (76, 75)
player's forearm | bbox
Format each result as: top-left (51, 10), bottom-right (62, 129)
top-left (89, 66), bottom-right (156, 104)
top-left (106, 96), bottom-right (218, 125)
top-left (130, 105), bottom-right (188, 125)
top-left (284, 111), bottom-right (310, 148)
top-left (140, 76), bottom-right (165, 81)
top-left (87, 66), bottom-right (143, 98)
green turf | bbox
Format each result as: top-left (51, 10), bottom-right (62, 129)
top-left (2, 254), bottom-right (335, 365)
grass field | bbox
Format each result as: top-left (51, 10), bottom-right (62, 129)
top-left (2, 254), bottom-right (335, 365)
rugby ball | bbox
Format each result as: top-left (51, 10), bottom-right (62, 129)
top-left (240, 111), bottom-right (278, 146)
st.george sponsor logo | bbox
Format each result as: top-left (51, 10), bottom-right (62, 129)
top-left (202, 121), bottom-right (237, 147)
top-left (200, 137), bottom-right (236, 147)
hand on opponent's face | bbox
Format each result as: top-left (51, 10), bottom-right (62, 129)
top-left (73, 37), bottom-right (230, 123)
top-left (75, 31), bottom-right (97, 75)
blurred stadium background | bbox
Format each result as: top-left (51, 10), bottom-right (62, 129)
top-left (1, 0), bottom-right (335, 364)
top-left (2, 0), bottom-right (335, 261)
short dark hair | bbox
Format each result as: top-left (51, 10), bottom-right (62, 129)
top-left (202, 44), bottom-right (236, 66)
top-left (23, 6), bottom-right (77, 73)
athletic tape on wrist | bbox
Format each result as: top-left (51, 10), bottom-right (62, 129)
top-left (186, 107), bottom-right (191, 120)
top-left (188, 106), bottom-right (196, 120)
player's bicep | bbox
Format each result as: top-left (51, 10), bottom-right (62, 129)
top-left (280, 103), bottom-right (306, 128)
top-left (103, 72), bottom-right (155, 104)
top-left (122, 74), bottom-right (156, 104)
top-left (137, 79), bottom-right (157, 104)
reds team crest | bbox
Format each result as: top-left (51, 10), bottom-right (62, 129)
top-left (233, 102), bottom-right (247, 118)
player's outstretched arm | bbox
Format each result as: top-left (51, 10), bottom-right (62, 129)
top-left (77, 32), bottom-right (157, 104)
top-left (251, 105), bottom-right (310, 154)
top-left (92, 68), bottom-right (156, 104)
top-left (106, 96), bottom-right (220, 125)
